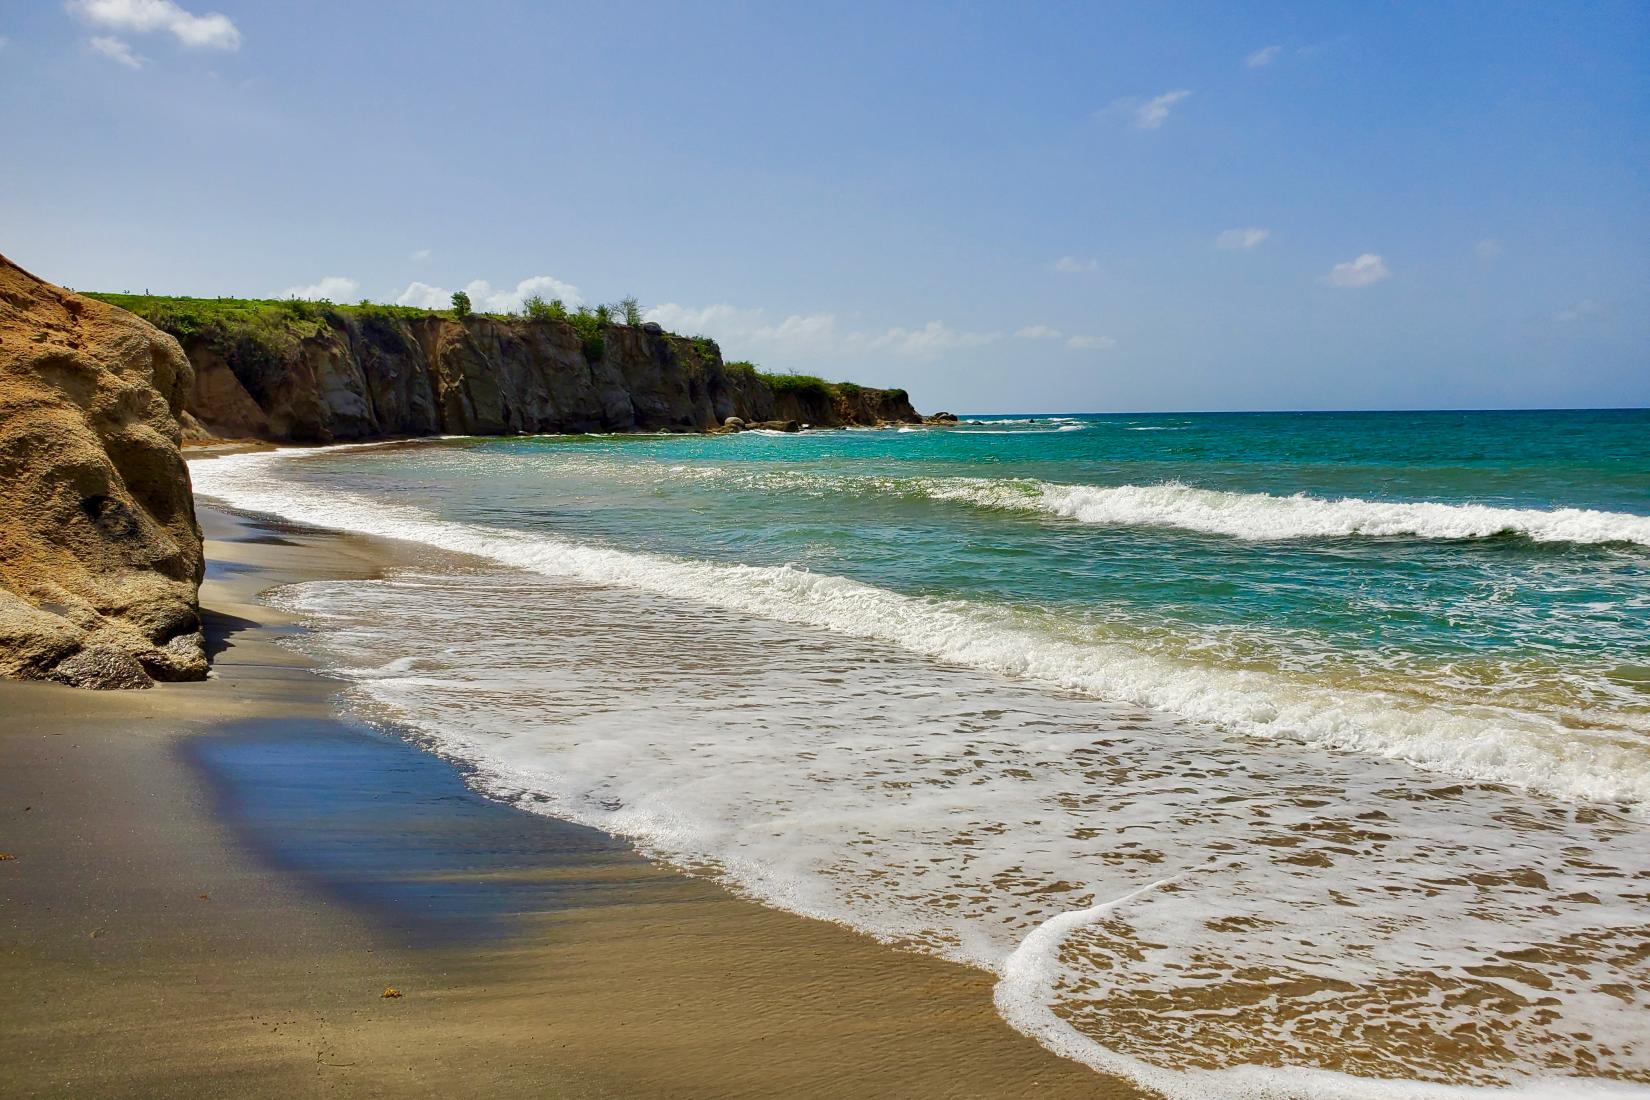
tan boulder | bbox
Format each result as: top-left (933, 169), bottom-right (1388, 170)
top-left (0, 254), bottom-right (206, 689)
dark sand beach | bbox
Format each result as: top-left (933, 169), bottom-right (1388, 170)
top-left (0, 503), bottom-right (1133, 1098)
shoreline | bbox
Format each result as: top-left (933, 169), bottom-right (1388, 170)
top-left (1, 503), bottom-right (1132, 1098)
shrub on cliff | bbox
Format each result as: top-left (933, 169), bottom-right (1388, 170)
top-left (87, 296), bottom-right (314, 408)
top-left (761, 372), bottom-right (833, 401)
top-left (523, 294), bottom-right (569, 323)
top-left (569, 308), bottom-right (605, 360)
top-left (451, 290), bottom-right (472, 318)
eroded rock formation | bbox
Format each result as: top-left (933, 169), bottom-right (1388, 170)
top-left (103, 300), bottom-right (920, 443)
top-left (0, 256), bottom-right (206, 689)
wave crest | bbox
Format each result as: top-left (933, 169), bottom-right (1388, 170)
top-left (190, 451), bottom-right (1650, 809)
top-left (928, 479), bottom-right (1650, 546)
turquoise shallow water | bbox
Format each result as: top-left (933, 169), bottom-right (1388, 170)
top-left (190, 409), bottom-right (1650, 1096)
top-left (270, 409), bottom-right (1650, 745)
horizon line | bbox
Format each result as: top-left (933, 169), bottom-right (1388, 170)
top-left (953, 405), bottom-right (1650, 417)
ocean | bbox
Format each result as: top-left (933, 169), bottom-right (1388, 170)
top-left (189, 409), bottom-right (1650, 1098)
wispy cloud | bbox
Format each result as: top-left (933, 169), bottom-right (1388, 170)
top-left (1554, 299), bottom-right (1604, 323)
top-left (1132, 89), bottom-right (1192, 130)
top-left (88, 34), bottom-right (142, 67)
top-left (1245, 45), bottom-right (1282, 68)
top-left (411, 248), bottom-right (432, 262)
top-left (0, 36), bottom-right (11, 51)
top-left (1015, 325), bottom-right (1062, 340)
top-left (1052, 256), bottom-right (1098, 274)
top-left (67, 0), bottom-right (241, 50)
top-left (281, 275), bottom-right (359, 301)
top-left (1296, 36), bottom-right (1350, 60)
top-left (645, 302), bottom-right (1000, 362)
top-left (887, 321), bottom-right (1001, 357)
top-left (1324, 253), bottom-right (1390, 288)
top-left (394, 275), bottom-right (584, 312)
top-left (1475, 238), bottom-right (1504, 261)
top-left (1216, 227), bottom-right (1270, 251)
top-left (1066, 334), bottom-right (1117, 351)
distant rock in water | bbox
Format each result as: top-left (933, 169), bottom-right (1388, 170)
top-left (88, 296), bottom-right (922, 443)
top-left (0, 255), bottom-right (206, 689)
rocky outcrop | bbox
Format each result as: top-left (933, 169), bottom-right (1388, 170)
top-left (0, 257), bottom-right (207, 689)
top-left (99, 299), bottom-right (922, 443)
top-left (720, 368), bottom-right (917, 430)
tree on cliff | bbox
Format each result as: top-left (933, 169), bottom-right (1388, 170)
top-left (618, 296), bottom-right (643, 327)
top-left (523, 295), bottom-right (568, 322)
top-left (451, 290), bottom-right (472, 318)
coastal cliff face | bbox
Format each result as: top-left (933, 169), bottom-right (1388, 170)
top-left (92, 298), bottom-right (920, 443)
top-left (0, 257), bottom-right (207, 689)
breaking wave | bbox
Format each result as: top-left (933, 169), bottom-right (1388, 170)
top-left (924, 479), bottom-right (1650, 545)
top-left (191, 450), bottom-right (1650, 809)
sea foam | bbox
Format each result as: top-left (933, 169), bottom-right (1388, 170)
top-left (273, 566), bottom-right (1650, 1098)
top-left (191, 450), bottom-right (1650, 811)
top-left (929, 478), bottom-right (1650, 546)
top-left (189, 447), bottom-right (1650, 1097)
top-left (512, 457), bottom-right (1650, 547)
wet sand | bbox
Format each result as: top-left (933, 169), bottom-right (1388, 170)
top-left (0, 504), bottom-right (1135, 1098)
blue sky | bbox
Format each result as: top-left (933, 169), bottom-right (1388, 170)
top-left (2, 1), bottom-right (1645, 412)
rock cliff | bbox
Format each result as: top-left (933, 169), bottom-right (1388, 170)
top-left (0, 256), bottom-right (207, 689)
top-left (89, 296), bottom-right (920, 443)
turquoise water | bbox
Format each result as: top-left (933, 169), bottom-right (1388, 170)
top-left (271, 409), bottom-right (1650, 751)
top-left (191, 409), bottom-right (1650, 1097)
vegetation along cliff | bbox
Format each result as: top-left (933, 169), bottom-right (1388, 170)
top-left (87, 294), bottom-right (921, 443)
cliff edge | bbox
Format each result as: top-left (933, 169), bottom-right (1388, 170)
top-left (0, 256), bottom-right (207, 689)
top-left (88, 295), bottom-right (920, 443)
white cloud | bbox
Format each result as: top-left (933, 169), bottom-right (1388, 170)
top-left (0, 36), bottom-right (10, 51)
top-left (394, 275), bottom-right (584, 312)
top-left (644, 303), bottom-right (833, 354)
top-left (281, 275), bottom-right (359, 301)
top-left (1052, 256), bottom-right (1099, 273)
top-left (1015, 325), bottom-right (1062, 340)
top-left (875, 320), bottom-right (1000, 357)
top-left (1246, 45), bottom-right (1282, 68)
top-left (394, 281), bottom-right (449, 309)
top-left (1216, 227), bottom-right (1270, 251)
top-left (88, 34), bottom-right (142, 67)
top-left (645, 302), bottom-right (1000, 362)
top-left (1133, 89), bottom-right (1191, 130)
top-left (1554, 299), bottom-right (1603, 323)
top-left (1066, 334), bottom-right (1117, 350)
top-left (1324, 253), bottom-right (1390, 288)
top-left (468, 275), bottom-right (583, 312)
top-left (68, 0), bottom-right (241, 49)
top-left (1475, 238), bottom-right (1504, 261)
top-left (411, 248), bottom-right (431, 261)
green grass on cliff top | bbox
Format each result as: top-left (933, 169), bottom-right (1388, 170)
top-left (86, 293), bottom-right (456, 337)
top-left (85, 293), bottom-right (902, 399)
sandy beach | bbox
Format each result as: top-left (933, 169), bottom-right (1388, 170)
top-left (0, 502), bottom-right (1133, 1099)
top-left (5, 7), bottom-right (1645, 1092)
